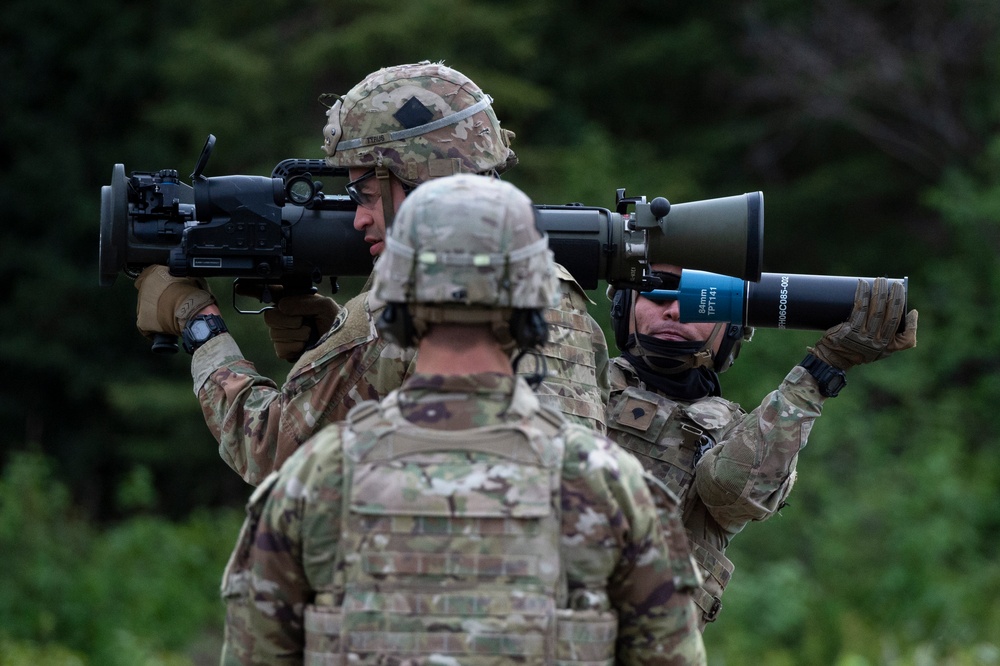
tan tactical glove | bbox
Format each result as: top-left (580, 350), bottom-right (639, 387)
top-left (134, 265), bottom-right (216, 339)
top-left (811, 277), bottom-right (918, 371)
top-left (264, 293), bottom-right (340, 361)
top-left (233, 282), bottom-right (341, 361)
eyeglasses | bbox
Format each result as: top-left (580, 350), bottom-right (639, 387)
top-left (639, 271), bottom-right (682, 302)
top-left (345, 169), bottom-right (379, 209)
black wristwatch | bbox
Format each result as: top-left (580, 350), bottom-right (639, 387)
top-left (182, 314), bottom-right (229, 355)
top-left (800, 353), bottom-right (847, 398)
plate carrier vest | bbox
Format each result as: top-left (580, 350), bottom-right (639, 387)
top-left (607, 380), bottom-right (744, 624)
top-left (303, 386), bottom-right (618, 665)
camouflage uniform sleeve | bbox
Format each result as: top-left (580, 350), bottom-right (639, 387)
top-left (561, 427), bottom-right (706, 665)
top-left (192, 333), bottom-right (283, 486)
top-left (191, 292), bottom-right (415, 486)
top-left (220, 427), bottom-right (346, 665)
top-left (694, 365), bottom-right (825, 532)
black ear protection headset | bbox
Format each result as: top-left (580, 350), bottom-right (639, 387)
top-left (509, 309), bottom-right (550, 349)
top-left (609, 287), bottom-right (633, 353)
top-left (377, 303), bottom-right (418, 349)
top-left (378, 304), bottom-right (549, 350)
top-left (714, 322), bottom-right (748, 373)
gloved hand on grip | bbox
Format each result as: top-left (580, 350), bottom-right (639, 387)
top-left (235, 282), bottom-right (341, 362)
top-left (811, 277), bottom-right (918, 371)
top-left (135, 265), bottom-right (216, 339)
top-left (264, 294), bottom-right (341, 361)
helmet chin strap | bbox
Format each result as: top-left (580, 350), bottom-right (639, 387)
top-left (624, 290), bottom-right (728, 372)
top-left (376, 164), bottom-right (396, 229)
top-left (628, 323), bottom-right (726, 373)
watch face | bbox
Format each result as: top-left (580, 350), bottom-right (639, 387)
top-left (190, 320), bottom-right (212, 340)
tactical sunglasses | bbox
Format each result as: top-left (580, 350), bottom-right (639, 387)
top-left (345, 169), bottom-right (378, 209)
top-left (639, 271), bottom-right (682, 302)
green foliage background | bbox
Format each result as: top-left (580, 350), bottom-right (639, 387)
top-left (2, 0), bottom-right (1000, 663)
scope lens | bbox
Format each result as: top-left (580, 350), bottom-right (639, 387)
top-left (286, 176), bottom-right (316, 205)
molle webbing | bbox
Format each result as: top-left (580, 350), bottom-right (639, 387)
top-left (304, 604), bottom-right (617, 664)
top-left (688, 540), bottom-right (734, 624)
top-left (357, 551), bottom-right (541, 577)
top-left (607, 385), bottom-right (740, 625)
top-left (535, 299), bottom-right (606, 428)
top-left (625, 422), bottom-right (708, 469)
top-left (611, 399), bottom-right (712, 501)
top-left (304, 606), bottom-right (618, 666)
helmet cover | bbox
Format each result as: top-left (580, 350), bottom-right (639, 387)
top-left (370, 174), bottom-right (558, 324)
top-left (322, 61), bottom-right (516, 185)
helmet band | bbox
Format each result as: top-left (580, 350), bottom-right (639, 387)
top-left (335, 95), bottom-right (493, 151)
top-left (385, 233), bottom-right (549, 268)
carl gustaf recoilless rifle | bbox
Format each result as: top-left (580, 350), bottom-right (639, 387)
top-left (99, 135), bottom-right (906, 352)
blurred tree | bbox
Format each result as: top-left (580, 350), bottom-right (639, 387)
top-left (735, 0), bottom-right (1000, 274)
top-left (0, 0), bottom-right (207, 517)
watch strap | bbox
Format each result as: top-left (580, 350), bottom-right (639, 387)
top-left (800, 353), bottom-right (847, 398)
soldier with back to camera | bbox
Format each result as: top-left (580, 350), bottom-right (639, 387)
top-left (132, 61), bottom-right (611, 486)
top-left (219, 175), bottom-right (707, 665)
top-left (605, 264), bottom-right (918, 627)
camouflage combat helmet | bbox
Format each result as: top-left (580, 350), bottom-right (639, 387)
top-left (322, 61), bottom-right (517, 225)
top-left (370, 174), bottom-right (558, 348)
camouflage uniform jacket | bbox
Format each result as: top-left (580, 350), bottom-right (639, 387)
top-left (192, 268), bottom-right (610, 486)
top-left (220, 372), bottom-right (706, 665)
top-left (605, 357), bottom-right (825, 626)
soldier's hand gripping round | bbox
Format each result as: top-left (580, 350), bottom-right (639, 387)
top-left (134, 265), bottom-right (216, 339)
top-left (811, 277), bottom-right (918, 370)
